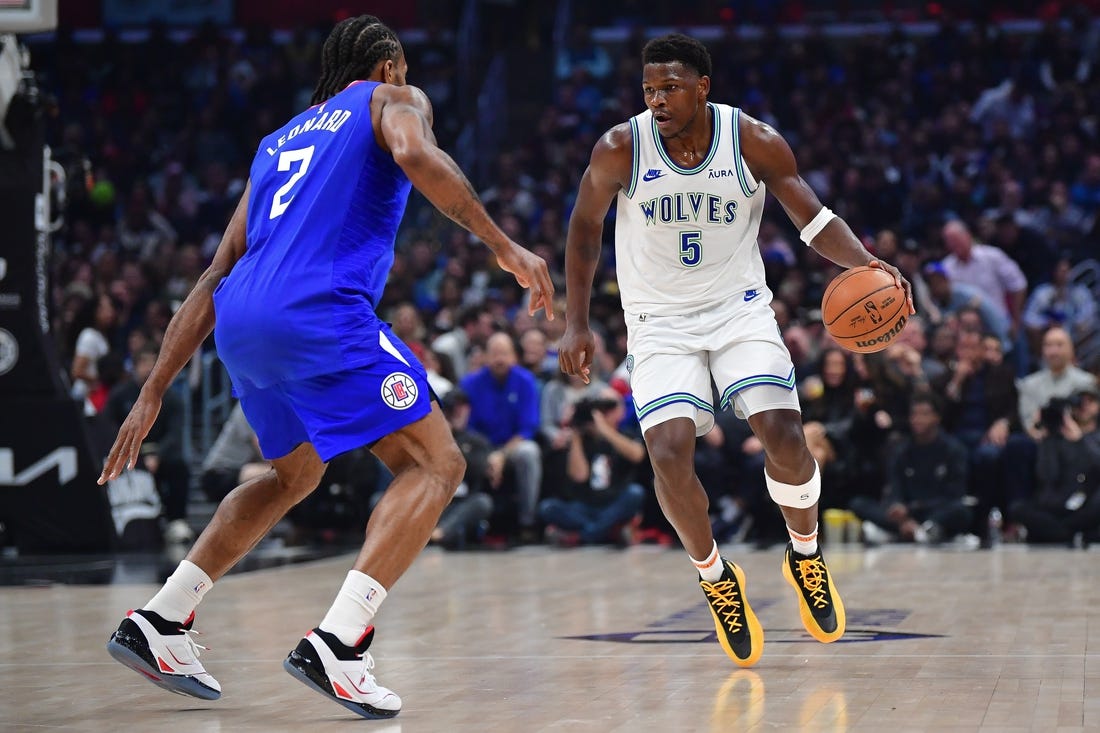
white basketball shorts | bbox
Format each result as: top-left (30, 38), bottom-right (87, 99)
top-left (625, 289), bottom-right (800, 437)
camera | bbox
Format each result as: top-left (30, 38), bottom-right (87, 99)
top-left (1036, 397), bottom-right (1072, 434)
top-left (570, 397), bottom-right (619, 426)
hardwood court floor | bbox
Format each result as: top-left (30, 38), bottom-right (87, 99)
top-left (2, 544), bottom-right (1098, 732)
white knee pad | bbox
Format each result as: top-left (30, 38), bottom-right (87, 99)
top-left (765, 461), bottom-right (821, 509)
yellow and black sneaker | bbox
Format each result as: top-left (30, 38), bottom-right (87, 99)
top-left (700, 559), bottom-right (764, 667)
top-left (782, 541), bottom-right (845, 643)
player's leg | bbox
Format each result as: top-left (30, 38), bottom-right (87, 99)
top-left (106, 441), bottom-right (327, 699)
top-left (106, 380), bottom-right (325, 699)
top-left (644, 416), bottom-right (712, 559)
top-left (712, 295), bottom-right (845, 643)
top-left (284, 405), bottom-right (461, 719)
top-left (352, 403), bottom-right (464, 586)
top-left (631, 345), bottom-right (762, 667)
top-left (281, 327), bottom-right (459, 719)
top-left (745, 405), bottom-right (845, 643)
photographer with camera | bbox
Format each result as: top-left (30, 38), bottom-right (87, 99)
top-left (1006, 327), bottom-right (1099, 525)
top-left (1010, 387), bottom-right (1100, 546)
top-left (538, 388), bottom-right (646, 547)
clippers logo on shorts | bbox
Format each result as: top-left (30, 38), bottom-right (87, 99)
top-left (381, 372), bottom-right (419, 410)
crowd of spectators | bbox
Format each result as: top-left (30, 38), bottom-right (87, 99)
top-left (32, 8), bottom-right (1100, 550)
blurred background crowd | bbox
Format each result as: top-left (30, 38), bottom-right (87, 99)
top-left (22, 0), bottom-right (1100, 552)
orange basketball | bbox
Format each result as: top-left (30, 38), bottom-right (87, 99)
top-left (821, 266), bottom-right (909, 353)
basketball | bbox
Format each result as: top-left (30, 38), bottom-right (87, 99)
top-left (821, 265), bottom-right (908, 353)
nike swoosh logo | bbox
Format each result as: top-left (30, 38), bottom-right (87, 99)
top-left (744, 290), bottom-right (760, 302)
top-left (642, 169), bottom-right (665, 182)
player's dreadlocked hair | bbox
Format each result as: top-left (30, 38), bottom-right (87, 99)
top-left (642, 33), bottom-right (712, 78)
top-left (311, 15), bottom-right (402, 105)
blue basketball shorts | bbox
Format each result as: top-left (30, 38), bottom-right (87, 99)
top-left (235, 325), bottom-right (433, 462)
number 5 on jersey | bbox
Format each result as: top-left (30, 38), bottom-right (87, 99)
top-left (269, 146), bottom-right (315, 219)
top-left (679, 230), bottom-right (701, 267)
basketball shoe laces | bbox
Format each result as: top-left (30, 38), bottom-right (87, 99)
top-left (179, 625), bottom-right (209, 661)
top-left (795, 557), bottom-right (830, 610)
top-left (701, 578), bottom-right (744, 633)
top-left (356, 651), bottom-right (379, 689)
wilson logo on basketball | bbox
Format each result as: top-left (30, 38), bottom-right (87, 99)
top-left (854, 314), bottom-right (908, 349)
top-left (381, 373), bottom-right (419, 410)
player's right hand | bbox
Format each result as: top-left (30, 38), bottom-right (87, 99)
top-left (497, 241), bottom-right (555, 320)
top-left (558, 324), bottom-right (595, 384)
top-left (98, 393), bottom-right (162, 485)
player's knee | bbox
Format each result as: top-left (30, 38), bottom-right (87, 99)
top-left (647, 439), bottom-right (692, 484)
top-left (276, 471), bottom-right (320, 505)
top-left (434, 443), bottom-right (466, 493)
top-left (757, 414), bottom-right (811, 469)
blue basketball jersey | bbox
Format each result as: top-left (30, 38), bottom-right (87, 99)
top-left (213, 81), bottom-right (412, 392)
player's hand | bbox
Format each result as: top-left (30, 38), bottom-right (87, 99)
top-left (868, 259), bottom-right (915, 315)
top-left (98, 392), bottom-right (162, 484)
top-left (497, 241), bottom-right (555, 320)
top-left (559, 323), bottom-right (596, 384)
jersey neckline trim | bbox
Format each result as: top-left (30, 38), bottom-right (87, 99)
top-left (650, 102), bottom-right (721, 175)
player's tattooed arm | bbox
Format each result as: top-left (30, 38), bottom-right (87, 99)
top-left (378, 85), bottom-right (509, 251)
top-left (377, 85), bottom-right (554, 318)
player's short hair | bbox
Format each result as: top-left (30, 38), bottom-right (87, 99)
top-left (642, 33), bottom-right (712, 78)
top-left (311, 15), bottom-right (402, 105)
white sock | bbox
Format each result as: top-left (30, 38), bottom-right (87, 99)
top-left (143, 560), bottom-right (212, 623)
top-left (319, 570), bottom-right (388, 647)
top-left (690, 540), bottom-right (725, 582)
top-left (788, 524), bottom-right (819, 556)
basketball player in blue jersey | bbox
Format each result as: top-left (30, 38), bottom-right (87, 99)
top-left (99, 16), bottom-right (553, 718)
top-left (559, 34), bottom-right (913, 667)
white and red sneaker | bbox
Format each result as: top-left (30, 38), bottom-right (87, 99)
top-left (284, 626), bottom-right (401, 718)
top-left (106, 609), bottom-right (221, 700)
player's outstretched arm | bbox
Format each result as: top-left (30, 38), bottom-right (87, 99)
top-left (98, 184), bottom-right (250, 484)
top-left (377, 85), bottom-right (553, 319)
top-left (559, 125), bottom-right (632, 383)
top-left (739, 113), bottom-right (914, 314)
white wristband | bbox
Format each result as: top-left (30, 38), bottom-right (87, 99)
top-left (799, 206), bottom-right (837, 245)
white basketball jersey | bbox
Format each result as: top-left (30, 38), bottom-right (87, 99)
top-left (614, 103), bottom-right (766, 316)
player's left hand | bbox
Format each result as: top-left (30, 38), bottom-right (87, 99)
top-left (497, 241), bottom-right (555, 320)
top-left (868, 259), bottom-right (915, 315)
top-left (98, 392), bottom-right (162, 484)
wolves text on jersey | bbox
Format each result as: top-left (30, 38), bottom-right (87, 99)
top-left (637, 192), bottom-right (738, 226)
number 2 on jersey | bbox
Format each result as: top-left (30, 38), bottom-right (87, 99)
top-left (269, 146), bottom-right (315, 219)
top-left (679, 230), bottom-right (701, 267)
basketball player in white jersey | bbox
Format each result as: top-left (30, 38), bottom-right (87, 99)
top-left (559, 34), bottom-right (914, 667)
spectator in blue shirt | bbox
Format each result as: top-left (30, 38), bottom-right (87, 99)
top-left (461, 332), bottom-right (542, 537)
